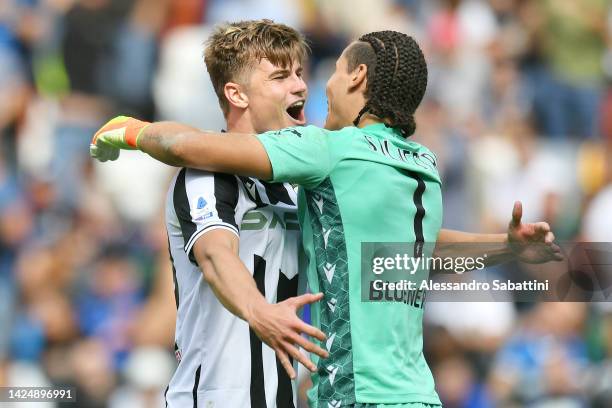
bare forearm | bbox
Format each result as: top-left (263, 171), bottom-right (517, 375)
top-left (201, 249), bottom-right (268, 322)
top-left (138, 122), bottom-right (272, 179)
top-left (138, 121), bottom-right (213, 167)
top-left (434, 229), bottom-right (513, 271)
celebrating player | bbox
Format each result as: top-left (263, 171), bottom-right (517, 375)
top-left (157, 20), bottom-right (326, 407)
top-left (92, 29), bottom-right (561, 407)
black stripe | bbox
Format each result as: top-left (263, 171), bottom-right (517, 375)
top-left (276, 270), bottom-right (298, 408)
top-left (164, 385), bottom-right (169, 407)
top-left (171, 263), bottom-right (179, 308)
top-left (261, 181), bottom-right (295, 206)
top-left (213, 173), bottom-right (239, 229)
top-left (405, 170), bottom-right (426, 258)
top-left (166, 235), bottom-right (179, 308)
top-left (239, 176), bottom-right (267, 208)
top-left (192, 364), bottom-right (201, 408)
top-left (173, 168), bottom-right (198, 264)
top-left (250, 255), bottom-right (267, 408)
top-left (277, 270), bottom-right (298, 302)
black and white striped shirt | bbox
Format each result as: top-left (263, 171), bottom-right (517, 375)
top-left (164, 168), bottom-right (300, 408)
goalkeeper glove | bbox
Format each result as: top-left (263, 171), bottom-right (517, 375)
top-left (90, 116), bottom-right (151, 162)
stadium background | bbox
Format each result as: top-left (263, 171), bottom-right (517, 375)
top-left (2, 0), bottom-right (612, 406)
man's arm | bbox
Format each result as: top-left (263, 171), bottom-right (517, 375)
top-left (90, 116), bottom-right (272, 179)
top-left (142, 122), bottom-right (273, 179)
top-left (435, 229), bottom-right (513, 268)
top-left (169, 168), bottom-right (327, 379)
top-left (194, 229), bottom-right (328, 379)
top-left (91, 116), bottom-right (332, 188)
top-left (434, 202), bottom-right (562, 273)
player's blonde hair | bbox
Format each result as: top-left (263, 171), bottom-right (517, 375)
top-left (204, 19), bottom-right (309, 115)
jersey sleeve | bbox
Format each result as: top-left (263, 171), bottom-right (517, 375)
top-left (172, 168), bottom-right (240, 262)
top-left (256, 125), bottom-right (332, 189)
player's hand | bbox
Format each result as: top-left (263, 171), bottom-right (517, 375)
top-left (90, 115), bottom-right (150, 162)
top-left (247, 292), bottom-right (328, 379)
top-left (507, 201), bottom-right (564, 263)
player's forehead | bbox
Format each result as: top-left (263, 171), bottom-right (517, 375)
top-left (253, 57), bottom-right (303, 75)
top-left (334, 44), bottom-right (355, 70)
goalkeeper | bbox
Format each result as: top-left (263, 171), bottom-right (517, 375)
top-left (91, 31), bottom-right (561, 407)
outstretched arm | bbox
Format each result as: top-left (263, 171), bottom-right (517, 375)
top-left (90, 116), bottom-right (273, 179)
top-left (92, 115), bottom-right (332, 188)
top-left (434, 202), bottom-right (563, 273)
top-left (435, 229), bottom-right (513, 268)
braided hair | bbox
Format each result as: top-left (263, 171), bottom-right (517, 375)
top-left (346, 31), bottom-right (427, 137)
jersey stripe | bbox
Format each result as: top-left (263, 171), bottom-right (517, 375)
top-left (173, 168), bottom-right (198, 264)
top-left (250, 255), bottom-right (268, 408)
top-left (192, 364), bottom-right (201, 408)
top-left (261, 180), bottom-right (295, 206)
top-left (184, 223), bottom-right (239, 253)
top-left (305, 180), bottom-right (355, 405)
top-left (213, 173), bottom-right (239, 229)
top-left (405, 170), bottom-right (426, 257)
top-left (167, 236), bottom-right (179, 308)
top-left (276, 271), bottom-right (298, 408)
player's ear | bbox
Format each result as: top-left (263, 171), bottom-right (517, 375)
top-left (224, 82), bottom-right (249, 110)
top-left (348, 63), bottom-right (368, 93)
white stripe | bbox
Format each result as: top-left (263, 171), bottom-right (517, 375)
top-left (184, 223), bottom-right (239, 255)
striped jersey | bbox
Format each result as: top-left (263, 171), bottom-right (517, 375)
top-left (164, 167), bottom-right (301, 408)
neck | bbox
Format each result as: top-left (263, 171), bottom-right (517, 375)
top-left (356, 113), bottom-right (385, 128)
top-left (226, 109), bottom-right (256, 134)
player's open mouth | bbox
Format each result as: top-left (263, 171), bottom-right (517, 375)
top-left (286, 100), bottom-right (306, 125)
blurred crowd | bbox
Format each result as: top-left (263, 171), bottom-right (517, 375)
top-left (1, 0), bottom-right (612, 407)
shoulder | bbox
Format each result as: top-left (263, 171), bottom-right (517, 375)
top-left (260, 125), bottom-right (329, 139)
top-left (172, 168), bottom-right (240, 199)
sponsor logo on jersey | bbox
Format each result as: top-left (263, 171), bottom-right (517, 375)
top-left (326, 332), bottom-right (336, 351)
top-left (194, 211), bottom-right (214, 221)
top-left (324, 263), bottom-right (336, 283)
top-left (240, 210), bottom-right (300, 231)
top-left (313, 193), bottom-right (324, 214)
top-left (191, 194), bottom-right (214, 221)
top-left (326, 365), bottom-right (339, 385)
top-left (327, 297), bottom-right (337, 312)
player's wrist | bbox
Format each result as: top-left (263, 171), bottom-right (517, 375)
top-left (244, 297), bottom-right (272, 327)
top-left (125, 118), bottom-right (151, 149)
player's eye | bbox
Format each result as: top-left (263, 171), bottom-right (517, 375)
top-left (271, 71), bottom-right (289, 80)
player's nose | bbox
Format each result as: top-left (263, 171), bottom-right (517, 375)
top-left (291, 73), bottom-right (307, 96)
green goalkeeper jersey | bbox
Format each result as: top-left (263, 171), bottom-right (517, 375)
top-left (257, 123), bottom-right (443, 407)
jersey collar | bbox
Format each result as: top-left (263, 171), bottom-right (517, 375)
top-left (361, 123), bottom-right (404, 138)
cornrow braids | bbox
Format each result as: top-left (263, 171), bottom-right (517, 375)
top-left (348, 31), bottom-right (427, 137)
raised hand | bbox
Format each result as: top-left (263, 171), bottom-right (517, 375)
top-left (507, 201), bottom-right (564, 263)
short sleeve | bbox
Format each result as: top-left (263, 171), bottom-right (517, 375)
top-left (257, 125), bottom-right (331, 189)
top-left (172, 168), bottom-right (240, 260)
